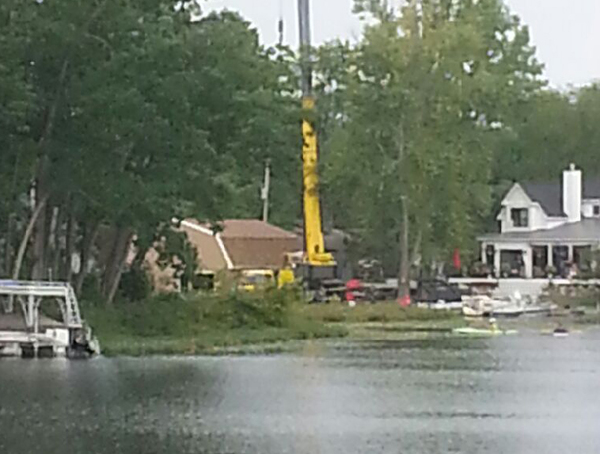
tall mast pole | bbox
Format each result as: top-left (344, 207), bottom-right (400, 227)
top-left (297, 0), bottom-right (334, 267)
top-left (261, 159), bottom-right (271, 223)
top-left (298, 0), bottom-right (312, 96)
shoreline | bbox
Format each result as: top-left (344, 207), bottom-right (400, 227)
top-left (95, 312), bottom-right (600, 358)
top-left (91, 302), bottom-right (463, 357)
top-left (87, 294), bottom-right (600, 357)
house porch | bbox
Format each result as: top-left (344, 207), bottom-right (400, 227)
top-left (480, 241), bottom-right (596, 279)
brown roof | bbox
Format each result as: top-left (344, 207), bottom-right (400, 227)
top-left (181, 220), bottom-right (227, 271)
top-left (183, 219), bottom-right (300, 271)
top-left (218, 219), bottom-right (298, 239)
top-left (223, 237), bottom-right (301, 270)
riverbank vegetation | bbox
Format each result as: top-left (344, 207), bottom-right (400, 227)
top-left (548, 287), bottom-right (600, 309)
top-left (86, 291), bottom-right (467, 356)
top-left (303, 303), bottom-right (461, 324)
top-left (85, 289), bottom-right (347, 356)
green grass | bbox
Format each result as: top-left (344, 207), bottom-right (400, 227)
top-left (84, 293), bottom-right (469, 357)
top-left (548, 287), bottom-right (600, 309)
top-left (84, 289), bottom-right (347, 356)
top-left (96, 326), bottom-right (347, 356)
top-left (302, 302), bottom-right (462, 324)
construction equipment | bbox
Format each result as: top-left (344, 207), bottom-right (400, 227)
top-left (296, 0), bottom-right (337, 288)
top-left (237, 269), bottom-right (276, 292)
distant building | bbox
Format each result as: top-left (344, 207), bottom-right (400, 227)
top-left (479, 164), bottom-right (600, 278)
top-left (145, 219), bottom-right (301, 291)
top-left (182, 219), bottom-right (300, 272)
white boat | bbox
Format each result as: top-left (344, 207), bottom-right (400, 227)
top-left (461, 295), bottom-right (512, 317)
top-left (463, 292), bottom-right (556, 318)
top-left (427, 300), bottom-right (464, 311)
top-left (453, 327), bottom-right (518, 336)
top-left (491, 305), bottom-right (524, 317)
top-left (522, 302), bottom-right (557, 315)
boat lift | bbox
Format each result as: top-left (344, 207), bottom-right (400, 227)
top-left (0, 280), bottom-right (96, 357)
top-left (0, 280), bottom-right (83, 333)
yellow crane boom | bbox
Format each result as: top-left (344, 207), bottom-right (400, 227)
top-left (298, 0), bottom-right (335, 269)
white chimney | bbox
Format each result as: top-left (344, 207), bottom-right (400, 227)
top-left (563, 163), bottom-right (582, 223)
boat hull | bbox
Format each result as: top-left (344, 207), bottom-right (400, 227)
top-left (453, 327), bottom-right (518, 336)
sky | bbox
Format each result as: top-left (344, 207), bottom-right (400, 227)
top-left (202, 0), bottom-right (600, 88)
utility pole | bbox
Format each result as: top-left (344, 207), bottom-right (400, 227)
top-left (261, 159), bottom-right (271, 223)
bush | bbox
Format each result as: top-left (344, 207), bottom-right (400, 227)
top-left (118, 268), bottom-right (152, 302)
top-left (85, 287), bottom-right (311, 339)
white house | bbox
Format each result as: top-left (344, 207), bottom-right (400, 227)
top-left (478, 164), bottom-right (600, 278)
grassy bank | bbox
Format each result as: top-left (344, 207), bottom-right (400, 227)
top-left (302, 303), bottom-right (464, 341)
top-left (302, 303), bottom-right (462, 324)
top-left (85, 289), bottom-right (347, 356)
top-left (84, 293), bottom-right (466, 356)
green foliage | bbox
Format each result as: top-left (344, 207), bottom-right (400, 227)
top-left (319, 0), bottom-right (544, 271)
top-left (303, 302), bottom-right (459, 324)
top-left (84, 289), bottom-right (346, 355)
top-left (496, 84), bottom-right (600, 183)
top-left (87, 288), bottom-right (315, 338)
top-left (0, 2), bottom-right (300, 292)
top-left (118, 267), bottom-right (152, 303)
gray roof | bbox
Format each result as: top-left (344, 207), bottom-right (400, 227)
top-left (479, 218), bottom-right (600, 243)
top-left (520, 177), bottom-right (600, 217)
top-left (521, 182), bottom-right (565, 217)
top-left (584, 178), bottom-right (600, 199)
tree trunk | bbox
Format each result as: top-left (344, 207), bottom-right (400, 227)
top-left (100, 227), bottom-right (120, 296)
top-left (13, 196), bottom-right (49, 280)
top-left (397, 195), bottom-right (410, 299)
top-left (63, 209), bottom-right (75, 282)
top-left (395, 118), bottom-right (410, 300)
top-left (4, 214), bottom-right (16, 277)
top-left (102, 228), bottom-right (133, 305)
top-left (105, 253), bottom-right (127, 306)
top-left (31, 186), bottom-right (49, 280)
top-left (131, 245), bottom-right (149, 273)
top-left (75, 222), bottom-right (100, 295)
top-left (49, 205), bottom-right (63, 280)
top-left (411, 229), bottom-right (423, 271)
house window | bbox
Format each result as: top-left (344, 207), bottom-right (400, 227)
top-left (594, 205), bottom-right (600, 216)
top-left (511, 208), bottom-right (529, 227)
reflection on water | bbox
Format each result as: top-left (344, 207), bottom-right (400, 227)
top-left (2, 331), bottom-right (600, 454)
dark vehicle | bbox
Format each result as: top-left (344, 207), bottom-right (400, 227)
top-left (412, 279), bottom-right (464, 304)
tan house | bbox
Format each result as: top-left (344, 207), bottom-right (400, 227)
top-left (145, 219), bottom-right (301, 292)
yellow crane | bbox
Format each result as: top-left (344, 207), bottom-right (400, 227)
top-left (297, 0), bottom-right (336, 283)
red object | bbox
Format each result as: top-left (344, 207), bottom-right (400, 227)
top-left (345, 279), bottom-right (361, 290)
top-left (453, 248), bottom-right (461, 270)
top-left (345, 279), bottom-right (361, 302)
top-left (398, 294), bottom-right (411, 307)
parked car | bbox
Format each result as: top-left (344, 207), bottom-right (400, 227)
top-left (412, 279), bottom-right (464, 306)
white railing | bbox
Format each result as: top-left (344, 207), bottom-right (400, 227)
top-left (0, 280), bottom-right (83, 330)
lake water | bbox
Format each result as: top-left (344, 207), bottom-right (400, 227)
top-left (2, 331), bottom-right (600, 454)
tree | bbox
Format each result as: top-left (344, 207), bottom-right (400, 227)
top-left (495, 83), bottom-right (600, 188)
top-left (0, 2), bottom-right (302, 304)
top-left (321, 0), bottom-right (544, 285)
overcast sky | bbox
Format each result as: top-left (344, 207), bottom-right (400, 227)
top-left (203, 0), bottom-right (600, 88)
